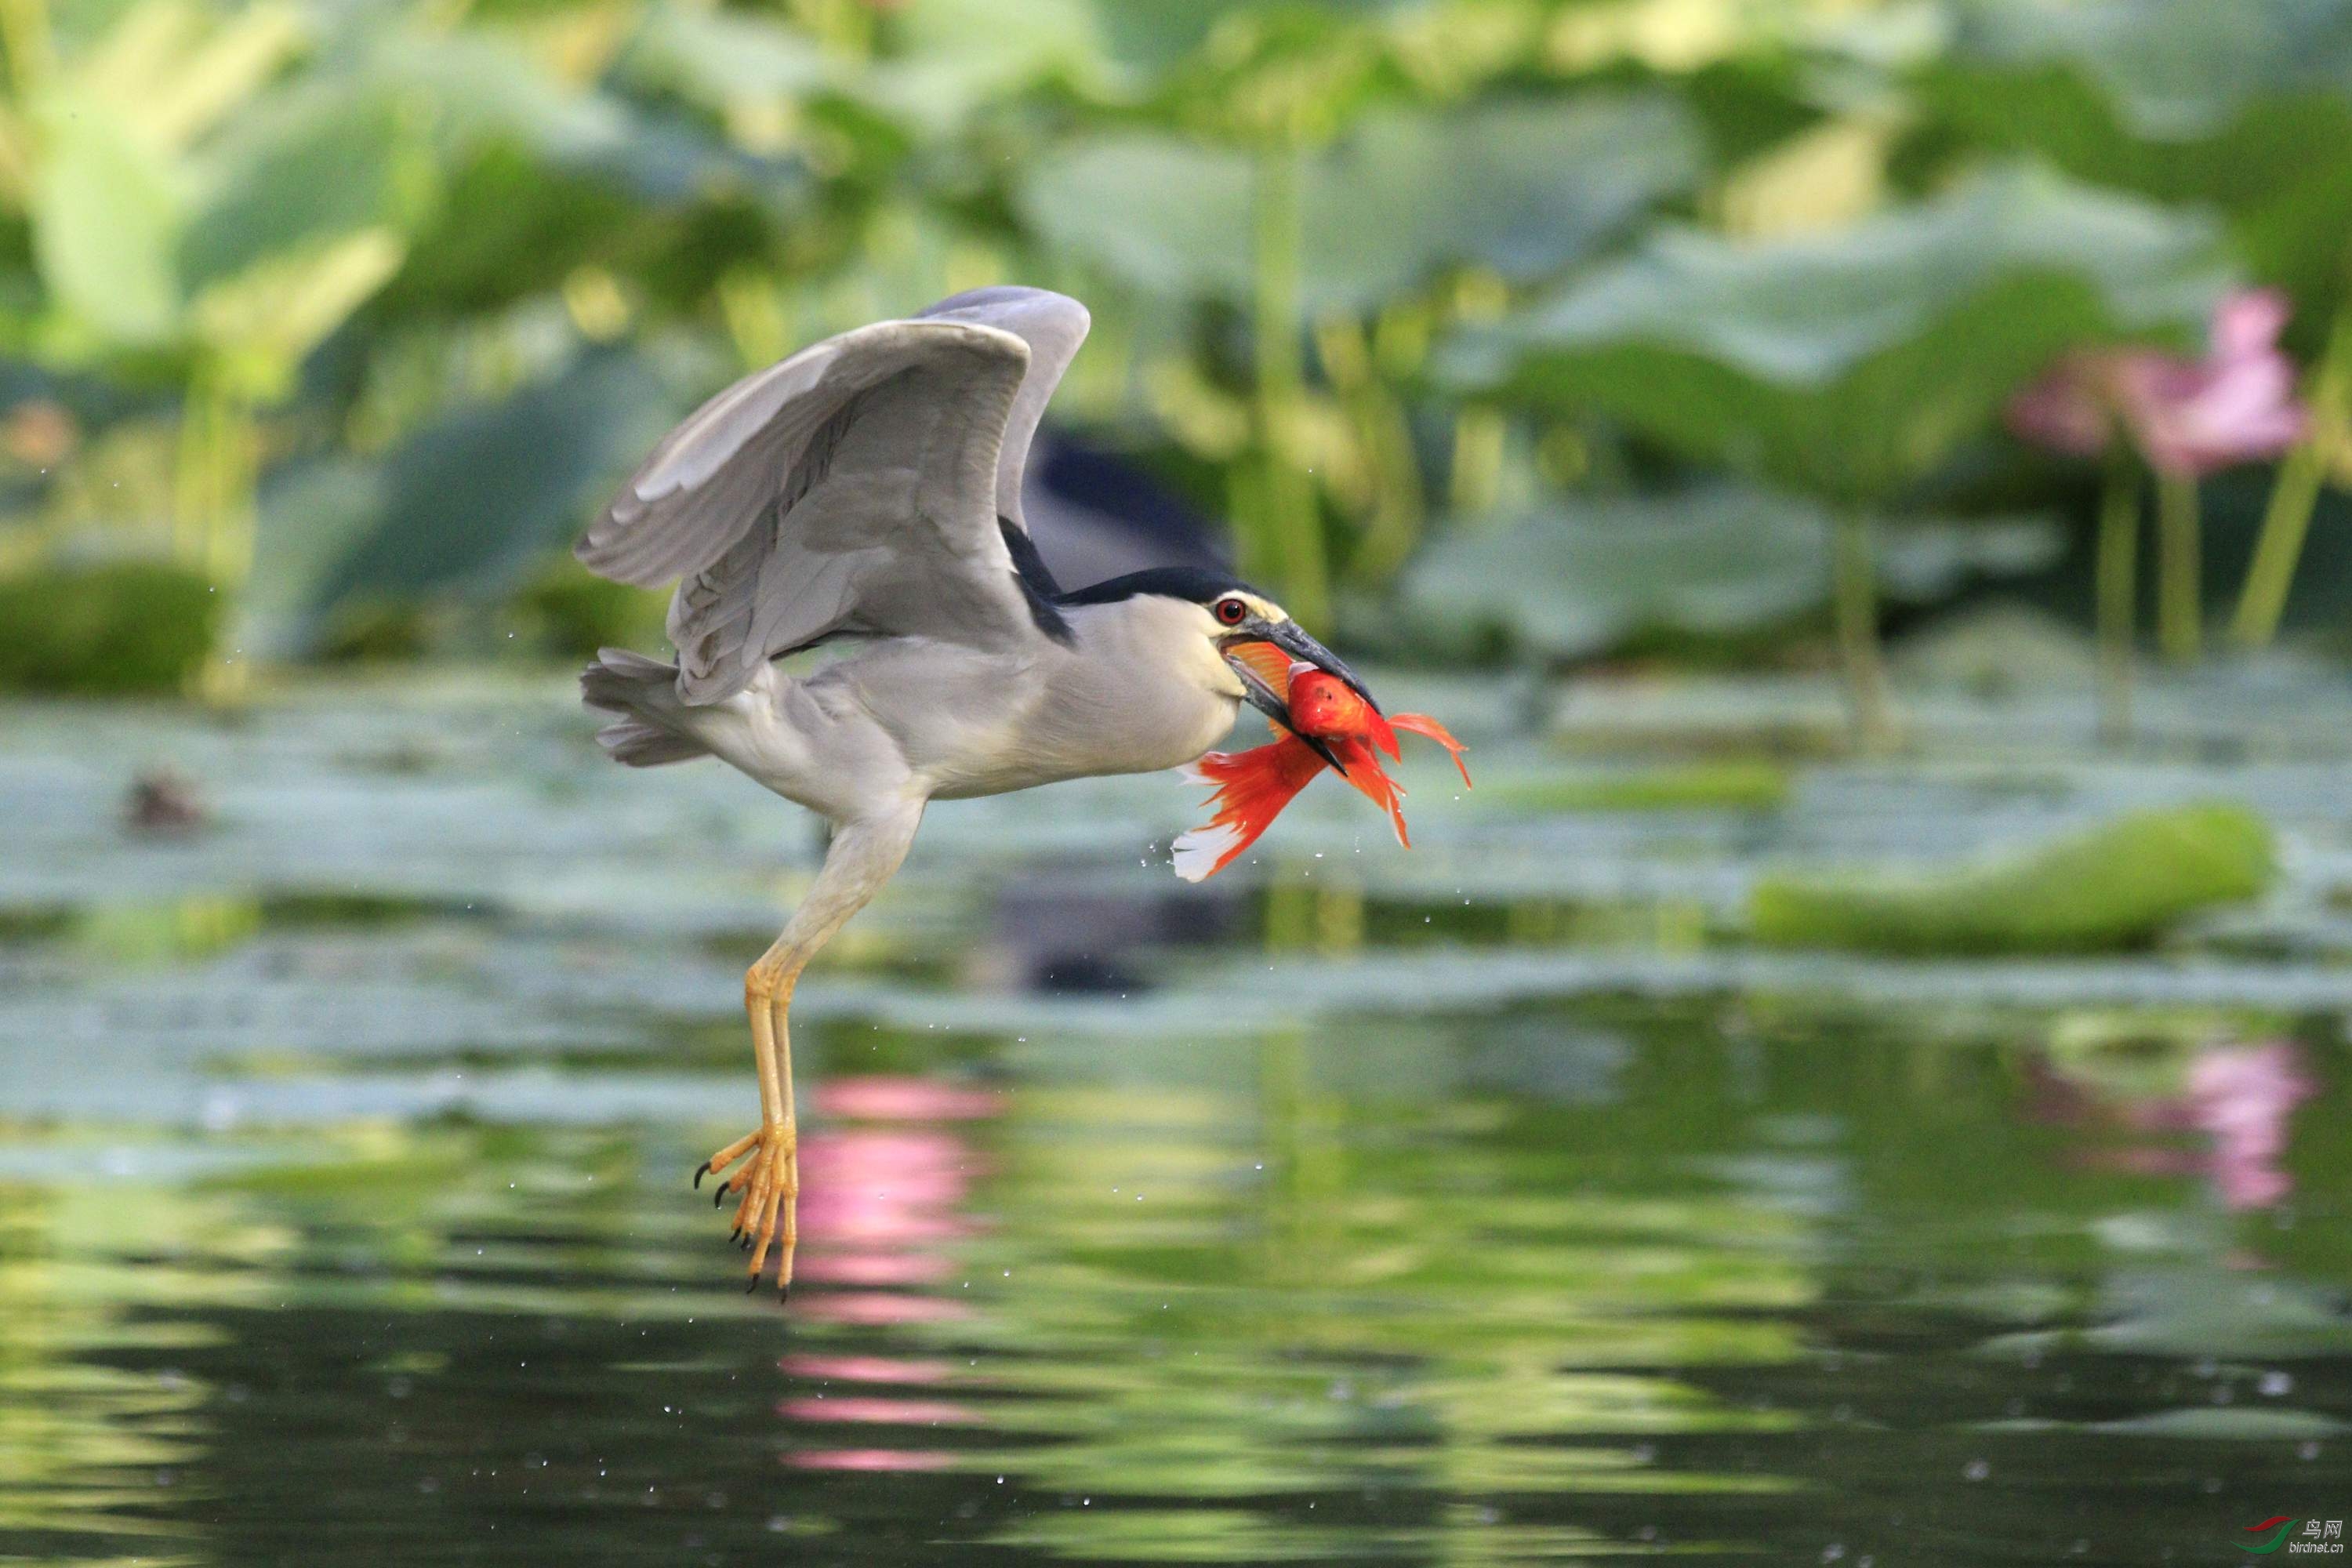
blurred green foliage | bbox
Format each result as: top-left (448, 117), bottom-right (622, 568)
top-left (0, 558), bottom-right (216, 691)
top-left (0, 0), bottom-right (2343, 703)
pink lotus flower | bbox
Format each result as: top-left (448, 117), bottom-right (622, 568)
top-left (2006, 290), bottom-right (2307, 477)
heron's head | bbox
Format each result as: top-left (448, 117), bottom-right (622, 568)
top-left (1058, 567), bottom-right (1377, 772)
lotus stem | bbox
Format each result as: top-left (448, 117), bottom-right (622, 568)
top-left (2230, 308), bottom-right (2350, 649)
top-left (2229, 441), bottom-right (2328, 651)
top-left (1830, 506), bottom-right (1896, 753)
top-left (1252, 140), bottom-right (1329, 630)
top-left (1449, 408), bottom-right (1504, 518)
top-left (2155, 471), bottom-right (2201, 663)
top-left (172, 373), bottom-right (258, 590)
top-left (2096, 459), bottom-right (2139, 746)
top-left (1313, 313), bottom-right (1424, 586)
top-left (1446, 271), bottom-right (1509, 520)
top-left (171, 370), bottom-right (260, 702)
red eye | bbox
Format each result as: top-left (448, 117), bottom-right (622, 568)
top-left (1215, 597), bottom-right (1247, 626)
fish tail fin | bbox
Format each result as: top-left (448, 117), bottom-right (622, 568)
top-left (1174, 737), bottom-right (1324, 882)
top-left (1394, 713), bottom-right (1472, 786)
top-left (1326, 740), bottom-right (1410, 848)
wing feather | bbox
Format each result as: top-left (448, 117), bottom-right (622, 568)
top-left (575, 316), bottom-right (1040, 704)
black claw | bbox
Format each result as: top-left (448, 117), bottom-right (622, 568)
top-left (779, 1283), bottom-right (790, 1305)
top-left (713, 1185), bottom-right (728, 1207)
top-left (692, 1161), bottom-right (710, 1190)
top-left (746, 1276), bottom-right (758, 1294)
top-left (728, 1226), bottom-right (742, 1244)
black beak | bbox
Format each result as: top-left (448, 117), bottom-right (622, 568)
top-left (1219, 616), bottom-right (1378, 776)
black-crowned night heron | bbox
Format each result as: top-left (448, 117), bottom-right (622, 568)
top-left (575, 287), bottom-right (1373, 1297)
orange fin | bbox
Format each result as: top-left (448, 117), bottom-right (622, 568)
top-left (1327, 739), bottom-right (1410, 847)
top-left (1173, 735), bottom-right (1325, 881)
top-left (1224, 641), bottom-right (1294, 701)
top-left (1393, 713), bottom-right (1472, 786)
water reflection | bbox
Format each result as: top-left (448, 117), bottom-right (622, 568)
top-left (0, 1007), bottom-right (2343, 1563)
top-left (8, 675), bottom-right (2352, 1562)
top-left (785, 1075), bottom-right (998, 1470)
top-left (2027, 1025), bottom-right (2318, 1211)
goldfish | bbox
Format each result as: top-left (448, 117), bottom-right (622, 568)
top-left (1173, 651), bottom-right (1469, 882)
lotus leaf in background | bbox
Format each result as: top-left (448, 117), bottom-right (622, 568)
top-left (1923, 0), bottom-right (2352, 319)
top-left (1019, 93), bottom-right (1703, 314)
top-left (1444, 166), bottom-right (2225, 746)
top-left (1919, 0), bottom-right (2352, 655)
top-left (1448, 168), bottom-right (2224, 503)
top-left (0, 560), bottom-right (219, 694)
top-left (1402, 485), bottom-right (2060, 661)
top-left (290, 350), bottom-right (674, 644)
top-left (0, 0), bottom-right (793, 686)
top-left (1021, 90), bottom-right (1703, 630)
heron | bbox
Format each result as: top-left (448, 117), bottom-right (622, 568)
top-left (574, 286), bottom-right (1375, 1297)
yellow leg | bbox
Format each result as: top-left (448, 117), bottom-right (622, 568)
top-left (691, 803), bottom-right (924, 1303)
top-left (702, 962), bottom-right (800, 1296)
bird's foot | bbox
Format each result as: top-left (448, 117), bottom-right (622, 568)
top-left (695, 1121), bottom-right (798, 1299)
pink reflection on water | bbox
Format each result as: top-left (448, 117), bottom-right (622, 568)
top-left (2026, 1039), bottom-right (2316, 1211)
top-left (784, 1449), bottom-right (953, 1473)
top-left (2189, 1043), bottom-right (2314, 1209)
top-left (779, 1354), bottom-right (956, 1385)
top-left (789, 1082), bottom-right (990, 1324)
top-left (799, 1129), bottom-right (979, 1246)
top-left (814, 1076), bottom-right (1006, 1122)
top-left (799, 1290), bottom-right (972, 1326)
top-left (796, 1251), bottom-right (954, 1286)
top-left (779, 1396), bottom-right (983, 1425)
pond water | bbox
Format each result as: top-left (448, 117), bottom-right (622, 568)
top-left (4, 668), bottom-right (2350, 1566)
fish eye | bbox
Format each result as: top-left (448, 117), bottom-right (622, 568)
top-left (1214, 597), bottom-right (1248, 626)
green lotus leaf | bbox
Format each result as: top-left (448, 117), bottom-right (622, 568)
top-left (1919, 0), bottom-right (2352, 327)
top-left (1402, 485), bottom-right (2060, 658)
top-left (1750, 801), bottom-right (2276, 954)
top-left (1019, 92), bottom-right (1701, 314)
top-left (27, 93), bottom-right (185, 347)
top-left (1446, 167), bottom-right (2227, 501)
top-left (310, 350), bottom-right (671, 615)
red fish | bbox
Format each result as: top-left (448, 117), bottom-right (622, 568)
top-left (1174, 655), bottom-right (1469, 882)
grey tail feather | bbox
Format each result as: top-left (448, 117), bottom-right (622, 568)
top-left (581, 648), bottom-right (706, 767)
top-left (596, 719), bottom-right (703, 766)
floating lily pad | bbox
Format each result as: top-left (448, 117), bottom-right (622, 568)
top-left (1489, 761), bottom-right (1791, 813)
top-left (1750, 802), bottom-right (2276, 954)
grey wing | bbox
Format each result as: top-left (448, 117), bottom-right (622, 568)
top-left (573, 317), bottom-right (1036, 705)
top-left (914, 287), bottom-right (1091, 528)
